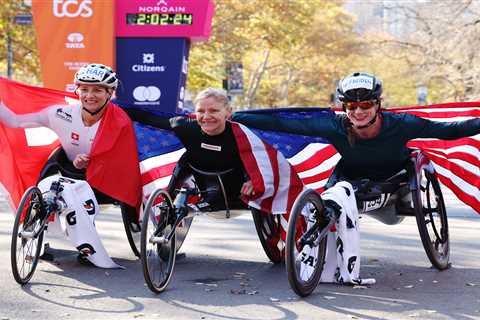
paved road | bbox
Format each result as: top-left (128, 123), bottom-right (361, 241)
top-left (0, 191), bottom-right (479, 320)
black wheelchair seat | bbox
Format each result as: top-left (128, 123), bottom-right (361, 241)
top-left (38, 148), bottom-right (120, 205)
top-left (351, 169), bottom-right (409, 202)
top-left (325, 163), bottom-right (415, 224)
top-left (167, 153), bottom-right (248, 215)
top-left (37, 147), bottom-right (141, 256)
top-left (188, 164), bottom-right (247, 212)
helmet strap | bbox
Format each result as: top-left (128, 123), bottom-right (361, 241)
top-left (82, 98), bottom-right (109, 116)
top-left (354, 100), bottom-right (381, 130)
top-left (355, 113), bottom-right (378, 129)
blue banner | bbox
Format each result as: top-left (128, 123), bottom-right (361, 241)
top-left (114, 37), bottom-right (190, 114)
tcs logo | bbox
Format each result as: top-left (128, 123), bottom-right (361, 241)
top-left (53, 0), bottom-right (93, 18)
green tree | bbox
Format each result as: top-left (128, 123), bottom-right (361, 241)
top-left (187, 0), bottom-right (360, 109)
top-left (0, 0), bottom-right (40, 84)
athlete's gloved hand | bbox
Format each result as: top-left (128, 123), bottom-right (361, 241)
top-left (73, 153), bottom-right (90, 169)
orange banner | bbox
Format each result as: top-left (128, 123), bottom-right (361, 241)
top-left (32, 0), bottom-right (114, 92)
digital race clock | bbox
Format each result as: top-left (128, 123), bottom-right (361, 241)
top-left (126, 13), bottom-right (193, 26)
top-left (116, 0), bottom-right (214, 41)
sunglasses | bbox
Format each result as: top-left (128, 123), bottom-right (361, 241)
top-left (343, 100), bottom-right (377, 111)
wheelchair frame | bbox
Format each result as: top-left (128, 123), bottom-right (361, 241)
top-left (10, 148), bottom-right (143, 285)
top-left (37, 147), bottom-right (141, 257)
top-left (285, 151), bottom-right (450, 297)
top-left (140, 164), bottom-right (284, 294)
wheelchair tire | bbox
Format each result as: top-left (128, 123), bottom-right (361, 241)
top-left (141, 189), bottom-right (177, 293)
top-left (285, 189), bottom-right (328, 297)
top-left (251, 208), bottom-right (283, 264)
top-left (11, 187), bottom-right (46, 285)
top-left (121, 203), bottom-right (141, 257)
top-left (413, 169), bottom-right (450, 270)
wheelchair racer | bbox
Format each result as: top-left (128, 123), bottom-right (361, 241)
top-left (127, 88), bottom-right (306, 265)
top-left (127, 88), bottom-right (257, 209)
top-left (232, 72), bottom-right (480, 284)
top-left (233, 72), bottom-right (480, 182)
top-left (0, 63), bottom-right (141, 268)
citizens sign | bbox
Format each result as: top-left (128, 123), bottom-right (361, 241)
top-left (114, 0), bottom-right (214, 113)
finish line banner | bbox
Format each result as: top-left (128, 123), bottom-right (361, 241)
top-left (32, 0), bottom-right (114, 92)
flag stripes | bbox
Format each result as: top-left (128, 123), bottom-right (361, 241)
top-left (397, 105), bottom-right (480, 214)
top-left (137, 103), bottom-right (480, 215)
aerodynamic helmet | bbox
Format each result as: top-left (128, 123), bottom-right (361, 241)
top-left (74, 63), bottom-right (118, 90)
top-left (337, 72), bottom-right (382, 102)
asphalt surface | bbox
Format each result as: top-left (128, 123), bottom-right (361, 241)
top-left (0, 190), bottom-right (479, 320)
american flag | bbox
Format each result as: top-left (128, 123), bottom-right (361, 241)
top-left (135, 108), bottom-right (335, 198)
top-left (231, 122), bottom-right (304, 215)
top-left (135, 103), bottom-right (480, 215)
top-left (135, 120), bottom-right (305, 212)
top-left (135, 120), bottom-right (305, 246)
top-left (397, 103), bottom-right (480, 214)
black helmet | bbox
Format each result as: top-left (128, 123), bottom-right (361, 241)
top-left (337, 72), bottom-right (382, 102)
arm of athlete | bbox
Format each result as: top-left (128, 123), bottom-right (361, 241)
top-left (231, 111), bottom-right (338, 139)
top-left (404, 113), bottom-right (480, 140)
top-left (123, 108), bottom-right (174, 130)
top-left (0, 100), bottom-right (50, 128)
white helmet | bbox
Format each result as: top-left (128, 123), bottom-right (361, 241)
top-left (74, 63), bottom-right (118, 89)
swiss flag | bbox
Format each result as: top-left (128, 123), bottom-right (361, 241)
top-left (71, 132), bottom-right (80, 140)
top-left (0, 78), bottom-right (70, 207)
top-left (0, 77), bottom-right (142, 210)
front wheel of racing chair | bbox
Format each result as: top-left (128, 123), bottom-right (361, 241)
top-left (251, 209), bottom-right (284, 264)
top-left (141, 189), bottom-right (177, 293)
top-left (411, 153), bottom-right (450, 270)
top-left (11, 186), bottom-right (46, 285)
top-left (285, 188), bottom-right (334, 297)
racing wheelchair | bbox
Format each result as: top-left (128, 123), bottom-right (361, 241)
top-left (10, 148), bottom-right (141, 285)
top-left (285, 151), bottom-right (450, 296)
top-left (140, 156), bottom-right (284, 293)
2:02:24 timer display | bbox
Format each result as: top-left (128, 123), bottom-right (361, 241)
top-left (126, 13), bottom-right (193, 25)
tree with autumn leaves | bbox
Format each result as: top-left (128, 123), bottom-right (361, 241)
top-left (1, 0), bottom-right (479, 107)
top-left (0, 0), bottom-right (40, 84)
top-left (188, 0), bottom-right (360, 108)
top-left (188, 0), bottom-right (480, 107)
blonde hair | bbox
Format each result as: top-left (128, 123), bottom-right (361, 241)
top-left (194, 88), bottom-right (231, 111)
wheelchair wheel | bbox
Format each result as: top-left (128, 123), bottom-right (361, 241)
top-left (285, 189), bottom-right (328, 297)
top-left (141, 189), bottom-right (177, 293)
top-left (11, 187), bottom-right (46, 285)
top-left (413, 169), bottom-right (450, 270)
top-left (121, 203), bottom-right (141, 257)
top-left (251, 208), bottom-right (283, 264)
